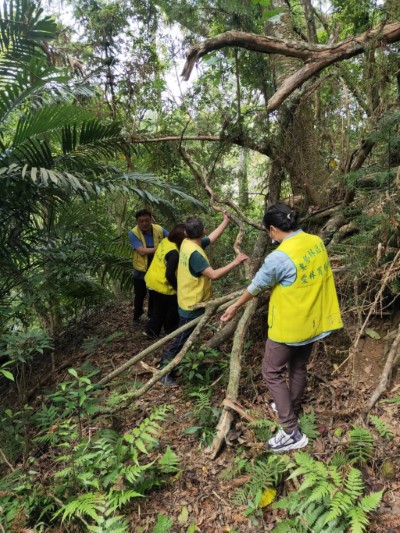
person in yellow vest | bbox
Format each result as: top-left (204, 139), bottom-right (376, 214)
top-left (144, 224), bottom-right (186, 338)
top-left (159, 212), bottom-right (249, 386)
top-left (221, 204), bottom-right (343, 453)
top-left (129, 209), bottom-right (169, 324)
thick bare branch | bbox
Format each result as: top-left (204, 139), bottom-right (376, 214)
top-left (181, 23), bottom-right (400, 112)
top-left (366, 324), bottom-right (400, 411)
top-left (98, 290), bottom-right (241, 386)
top-left (128, 133), bottom-right (274, 158)
top-left (207, 299), bottom-right (258, 458)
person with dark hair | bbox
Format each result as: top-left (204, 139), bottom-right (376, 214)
top-left (129, 209), bottom-right (169, 324)
top-left (159, 212), bottom-right (249, 386)
top-left (144, 224), bottom-right (186, 338)
top-left (221, 204), bottom-right (343, 453)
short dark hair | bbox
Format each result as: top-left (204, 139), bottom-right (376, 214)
top-left (263, 204), bottom-right (298, 232)
top-left (184, 216), bottom-right (204, 239)
top-left (168, 224), bottom-right (186, 248)
top-left (135, 208), bottom-right (152, 219)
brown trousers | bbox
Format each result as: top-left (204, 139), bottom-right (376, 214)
top-left (262, 338), bottom-right (314, 432)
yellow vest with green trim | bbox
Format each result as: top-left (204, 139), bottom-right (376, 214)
top-left (268, 232), bottom-right (343, 343)
top-left (132, 224), bottom-right (163, 272)
top-left (144, 238), bottom-right (178, 295)
top-left (177, 239), bottom-right (212, 311)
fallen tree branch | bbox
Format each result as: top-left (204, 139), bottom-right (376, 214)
top-left (107, 296), bottom-right (246, 413)
top-left (366, 323), bottom-right (400, 411)
top-left (0, 446), bottom-right (15, 472)
top-left (222, 398), bottom-right (255, 422)
top-left (97, 290), bottom-right (241, 386)
top-left (206, 298), bottom-right (258, 458)
top-left (203, 314), bottom-right (241, 349)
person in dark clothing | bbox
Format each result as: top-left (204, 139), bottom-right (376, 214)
top-left (128, 209), bottom-right (168, 324)
top-left (144, 224), bottom-right (186, 338)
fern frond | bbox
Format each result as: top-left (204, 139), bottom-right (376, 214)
top-left (151, 514), bottom-right (173, 533)
top-left (347, 506), bottom-right (369, 533)
top-left (382, 395), bottom-right (400, 405)
top-left (298, 409), bottom-right (320, 442)
top-left (348, 426), bottom-right (374, 464)
top-left (368, 415), bottom-right (393, 439)
top-left (325, 492), bottom-right (352, 524)
top-left (330, 452), bottom-right (348, 469)
top-left (108, 490), bottom-right (143, 512)
top-left (302, 502), bottom-right (327, 529)
top-left (298, 473), bottom-right (318, 492)
top-left (307, 481), bottom-right (335, 503)
top-left (359, 489), bottom-right (384, 513)
top-left (158, 447), bottom-right (180, 474)
top-left (54, 492), bottom-right (105, 522)
top-left (344, 468), bottom-right (364, 501)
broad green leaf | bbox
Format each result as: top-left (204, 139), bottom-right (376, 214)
top-left (365, 328), bottom-right (381, 339)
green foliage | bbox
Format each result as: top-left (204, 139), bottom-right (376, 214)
top-left (150, 514), bottom-right (174, 533)
top-left (347, 426), bottom-right (374, 464)
top-left (272, 452), bottom-right (383, 533)
top-left (183, 387), bottom-right (221, 446)
top-left (0, 329), bottom-right (53, 364)
top-left (181, 347), bottom-right (227, 384)
top-left (298, 408), bottom-right (320, 443)
top-left (368, 415), bottom-right (393, 440)
top-left (231, 454), bottom-right (287, 508)
top-left (0, 329), bottom-right (53, 400)
top-left (220, 453), bottom-right (249, 481)
top-left (0, 0), bottom-right (204, 344)
top-left (382, 395), bottom-right (400, 405)
top-left (0, 401), bottom-right (178, 530)
top-left (249, 415), bottom-right (276, 442)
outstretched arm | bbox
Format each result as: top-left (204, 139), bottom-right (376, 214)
top-left (220, 290), bottom-right (255, 323)
top-left (201, 252), bottom-right (248, 281)
top-left (208, 212), bottom-right (230, 244)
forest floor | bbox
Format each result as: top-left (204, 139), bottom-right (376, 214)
top-left (8, 300), bottom-right (400, 532)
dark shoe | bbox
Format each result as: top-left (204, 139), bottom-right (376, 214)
top-left (268, 428), bottom-right (308, 453)
top-left (160, 374), bottom-right (178, 387)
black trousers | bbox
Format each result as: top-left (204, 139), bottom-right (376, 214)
top-left (133, 277), bottom-right (154, 320)
top-left (160, 313), bottom-right (203, 368)
top-left (147, 291), bottom-right (179, 336)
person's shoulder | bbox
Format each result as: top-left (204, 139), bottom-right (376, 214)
top-left (201, 236), bottom-right (211, 248)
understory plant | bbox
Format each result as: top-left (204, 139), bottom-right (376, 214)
top-left (183, 386), bottom-right (221, 446)
top-left (0, 370), bottom-right (179, 531)
top-left (272, 451), bottom-right (384, 533)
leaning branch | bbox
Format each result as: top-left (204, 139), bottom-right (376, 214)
top-left (181, 22), bottom-right (400, 111)
top-left (115, 297), bottom-right (240, 410)
top-left (97, 290), bottom-right (241, 386)
top-left (206, 298), bottom-right (258, 458)
top-left (128, 134), bottom-right (274, 157)
top-left (366, 323), bottom-right (400, 411)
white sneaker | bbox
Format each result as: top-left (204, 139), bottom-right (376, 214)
top-left (268, 428), bottom-right (308, 452)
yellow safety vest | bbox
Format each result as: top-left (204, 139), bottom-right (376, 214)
top-left (144, 238), bottom-right (178, 295)
top-left (177, 239), bottom-right (212, 311)
top-left (268, 232), bottom-right (343, 343)
top-left (132, 224), bottom-right (163, 272)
